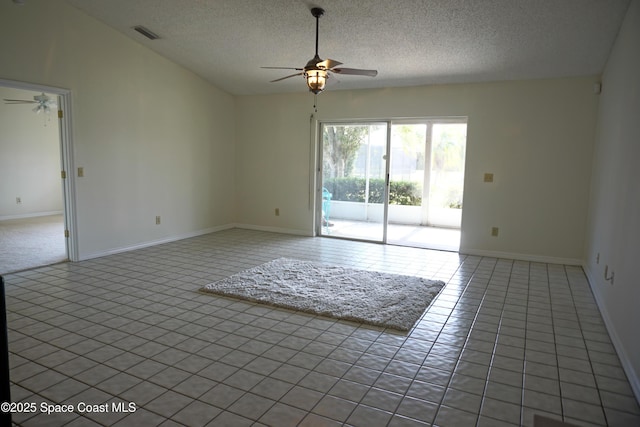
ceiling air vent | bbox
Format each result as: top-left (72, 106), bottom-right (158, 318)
top-left (133, 25), bottom-right (160, 40)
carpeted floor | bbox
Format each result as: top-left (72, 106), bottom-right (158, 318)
top-left (0, 214), bottom-right (67, 274)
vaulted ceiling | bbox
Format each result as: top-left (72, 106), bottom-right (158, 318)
top-left (65, 0), bottom-right (631, 95)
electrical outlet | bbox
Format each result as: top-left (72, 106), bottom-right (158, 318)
top-left (155, 216), bottom-right (161, 225)
top-left (275, 208), bottom-right (280, 216)
top-left (16, 197), bottom-right (21, 204)
top-left (78, 167), bottom-right (84, 177)
top-left (484, 173), bottom-right (494, 183)
top-left (491, 227), bottom-right (499, 237)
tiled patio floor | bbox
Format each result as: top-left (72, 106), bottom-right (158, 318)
top-left (321, 220), bottom-right (461, 251)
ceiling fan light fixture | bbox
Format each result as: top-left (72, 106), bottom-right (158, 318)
top-left (260, 6), bottom-right (377, 94)
top-left (305, 69), bottom-right (327, 94)
top-left (32, 104), bottom-right (49, 114)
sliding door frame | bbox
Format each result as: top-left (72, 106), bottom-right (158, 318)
top-left (315, 116), bottom-right (467, 245)
top-left (316, 120), bottom-right (391, 242)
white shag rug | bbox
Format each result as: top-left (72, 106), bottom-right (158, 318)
top-left (200, 258), bottom-right (445, 331)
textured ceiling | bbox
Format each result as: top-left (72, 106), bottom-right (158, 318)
top-left (64, 0), bottom-right (631, 96)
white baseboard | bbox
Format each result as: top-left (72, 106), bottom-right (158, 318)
top-left (461, 248), bottom-right (582, 266)
top-left (0, 211), bottom-right (64, 221)
top-left (78, 223), bottom-right (235, 261)
top-left (233, 223), bottom-right (314, 237)
top-left (77, 223), bottom-right (312, 261)
top-left (583, 263), bottom-right (640, 404)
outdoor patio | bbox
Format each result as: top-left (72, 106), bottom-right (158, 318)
top-left (321, 219), bottom-right (461, 252)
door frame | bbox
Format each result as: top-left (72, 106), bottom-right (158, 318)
top-left (315, 116), bottom-right (467, 247)
top-left (316, 120), bottom-right (391, 242)
top-left (0, 78), bottom-right (78, 262)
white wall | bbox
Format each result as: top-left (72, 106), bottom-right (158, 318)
top-left (0, 1), bottom-right (600, 265)
top-left (235, 92), bottom-right (316, 235)
top-left (585, 0), bottom-right (640, 400)
top-left (0, 87), bottom-right (62, 219)
top-left (0, 0), bottom-right (236, 259)
top-left (236, 77), bottom-right (599, 263)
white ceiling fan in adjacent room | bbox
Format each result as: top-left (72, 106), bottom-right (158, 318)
top-left (3, 92), bottom-right (57, 115)
top-left (3, 92), bottom-right (58, 126)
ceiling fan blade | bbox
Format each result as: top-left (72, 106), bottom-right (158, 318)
top-left (270, 72), bottom-right (303, 82)
top-left (331, 68), bottom-right (378, 77)
top-left (261, 66), bottom-right (303, 70)
top-left (3, 99), bottom-right (37, 104)
top-left (316, 58), bottom-right (342, 69)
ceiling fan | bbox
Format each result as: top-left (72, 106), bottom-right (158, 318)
top-left (3, 92), bottom-right (57, 114)
top-left (262, 7), bottom-right (378, 94)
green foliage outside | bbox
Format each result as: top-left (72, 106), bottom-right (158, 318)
top-left (324, 177), bottom-right (422, 206)
top-left (323, 126), bottom-right (368, 179)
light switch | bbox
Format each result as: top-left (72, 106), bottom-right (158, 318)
top-left (78, 167), bottom-right (84, 177)
top-left (484, 173), bottom-right (494, 183)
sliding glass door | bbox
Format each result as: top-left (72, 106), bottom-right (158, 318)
top-left (318, 119), bottom-right (466, 250)
top-left (319, 122), bottom-right (388, 242)
top-left (427, 123), bottom-right (467, 228)
top-left (387, 123), bottom-right (428, 244)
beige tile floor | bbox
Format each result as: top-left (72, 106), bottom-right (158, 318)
top-left (2, 228), bottom-right (639, 426)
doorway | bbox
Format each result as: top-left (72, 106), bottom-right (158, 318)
top-left (0, 80), bottom-right (76, 273)
top-left (318, 119), bottom-right (467, 251)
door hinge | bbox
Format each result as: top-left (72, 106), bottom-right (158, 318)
top-left (64, 229), bottom-right (69, 238)
top-left (61, 170), bottom-right (67, 179)
top-left (58, 109), bottom-right (63, 119)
